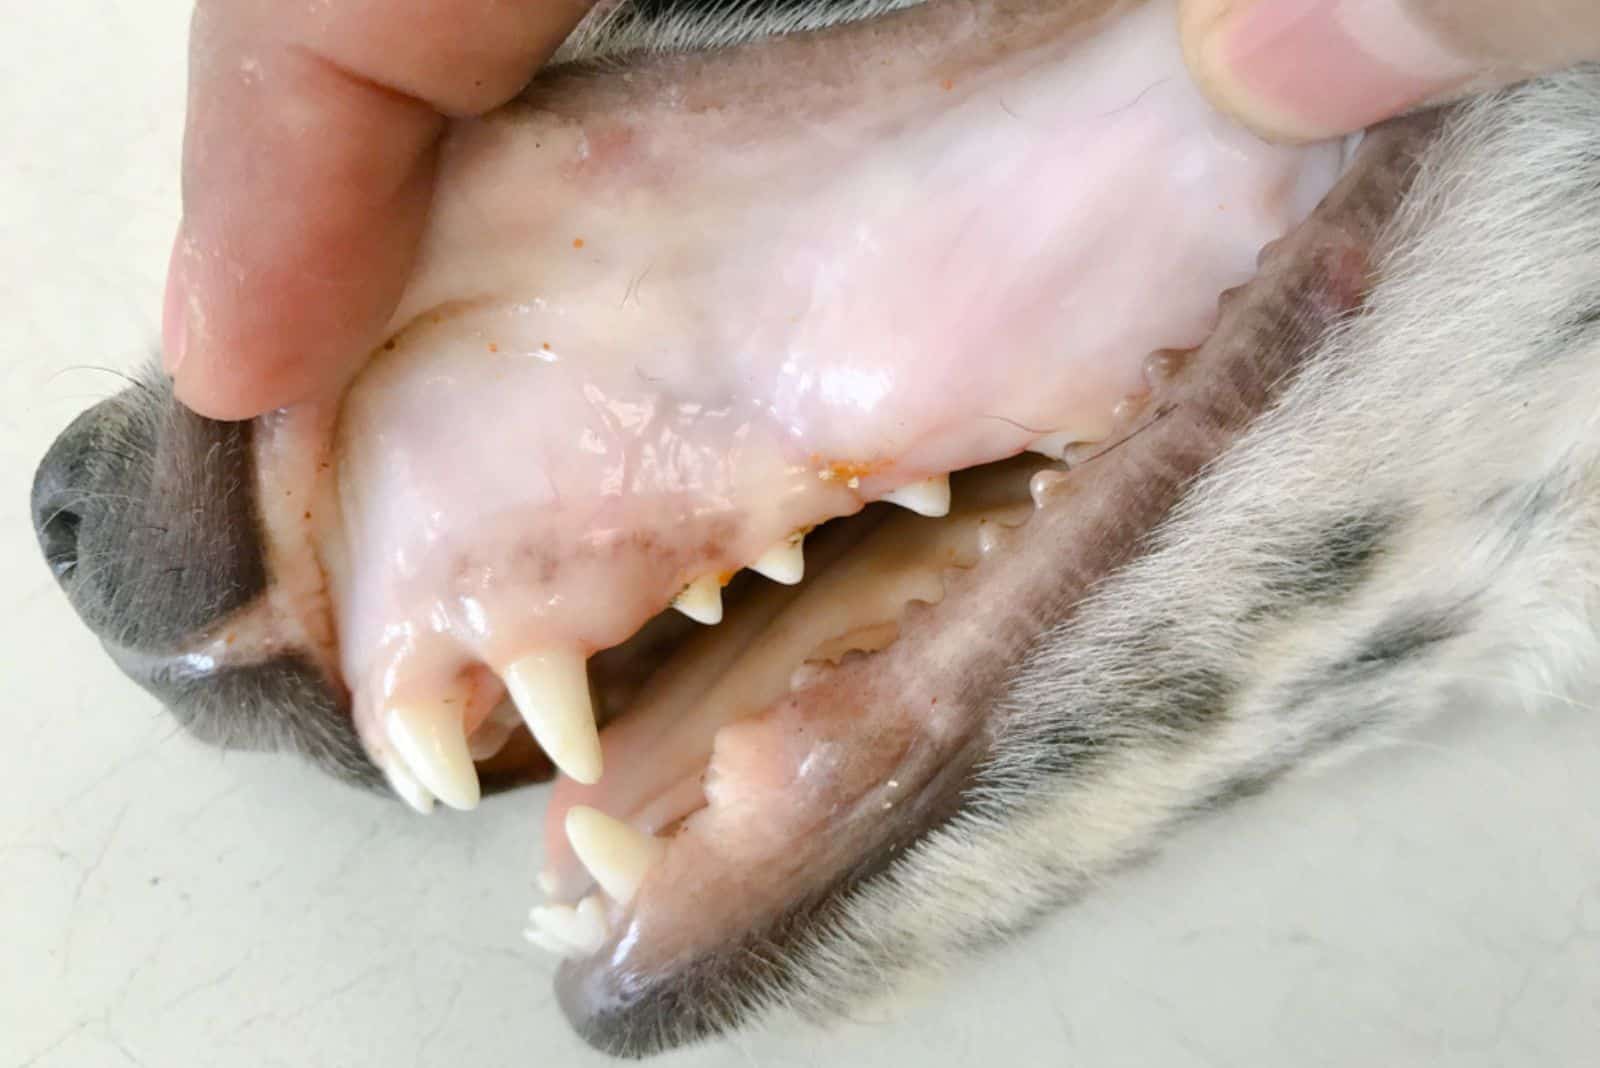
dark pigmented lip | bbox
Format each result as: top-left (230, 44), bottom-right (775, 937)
top-left (103, 633), bottom-right (554, 797)
top-left (549, 112), bottom-right (1443, 1058)
top-left (104, 637), bottom-right (381, 786)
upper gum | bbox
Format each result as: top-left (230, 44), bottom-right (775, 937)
top-left (256, 0), bottom-right (1350, 804)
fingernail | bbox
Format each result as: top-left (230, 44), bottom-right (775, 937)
top-left (162, 229), bottom-right (190, 375)
top-left (1207, 0), bottom-right (1478, 140)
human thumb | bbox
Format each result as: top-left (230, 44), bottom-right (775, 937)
top-left (1181, 0), bottom-right (1600, 142)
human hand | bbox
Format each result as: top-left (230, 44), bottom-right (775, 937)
top-left (164, 0), bottom-right (593, 420)
top-left (1181, 0), bottom-right (1600, 142)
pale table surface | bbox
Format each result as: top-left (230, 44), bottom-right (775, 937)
top-left (4, 3), bottom-right (1598, 1065)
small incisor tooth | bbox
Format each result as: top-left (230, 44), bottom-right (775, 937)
top-left (672, 575), bottom-right (724, 625)
top-left (384, 701), bottom-right (480, 811)
top-left (525, 894), bottom-right (609, 957)
top-left (565, 805), bottom-right (665, 905)
top-left (381, 755), bottom-right (436, 815)
top-left (467, 703), bottom-right (520, 761)
top-left (502, 651), bottom-right (602, 785)
top-left (882, 474), bottom-right (951, 517)
top-left (750, 533), bottom-right (805, 585)
top-left (523, 926), bottom-right (574, 956)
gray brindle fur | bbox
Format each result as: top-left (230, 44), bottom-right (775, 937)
top-left (29, 0), bottom-right (1600, 1055)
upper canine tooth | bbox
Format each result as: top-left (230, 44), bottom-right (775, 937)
top-left (384, 701), bottom-right (480, 811)
top-left (882, 475), bottom-right (951, 517)
top-left (565, 805), bottom-right (665, 906)
top-left (502, 651), bottom-right (602, 785)
top-left (672, 575), bottom-right (724, 625)
top-left (750, 534), bottom-right (805, 585)
top-left (381, 755), bottom-right (436, 815)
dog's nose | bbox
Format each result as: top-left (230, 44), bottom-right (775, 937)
top-left (33, 381), bottom-right (271, 649)
top-left (32, 403), bottom-right (109, 582)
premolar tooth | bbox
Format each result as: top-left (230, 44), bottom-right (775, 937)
top-left (502, 651), bottom-right (602, 785)
top-left (385, 701), bottom-right (480, 811)
top-left (565, 805), bottom-right (665, 905)
top-left (673, 575), bottom-right (724, 625)
top-left (750, 534), bottom-right (805, 585)
top-left (381, 756), bottom-right (436, 815)
top-left (1028, 469), bottom-right (1072, 509)
top-left (882, 475), bottom-right (951, 517)
top-left (525, 894), bottom-right (609, 957)
top-left (1026, 432), bottom-right (1075, 461)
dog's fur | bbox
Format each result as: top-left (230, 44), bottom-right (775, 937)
top-left (31, 0), bottom-right (1600, 1055)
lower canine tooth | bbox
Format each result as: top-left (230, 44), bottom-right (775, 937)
top-left (882, 475), bottom-right (951, 517)
top-left (673, 575), bottom-right (724, 625)
top-left (750, 534), bottom-right (805, 585)
top-left (502, 651), bottom-right (602, 785)
top-left (526, 894), bottom-right (609, 957)
top-left (565, 805), bottom-right (665, 905)
top-left (384, 701), bottom-right (480, 811)
top-left (381, 756), bottom-right (436, 815)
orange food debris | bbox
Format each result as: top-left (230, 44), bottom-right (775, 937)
top-left (488, 342), bottom-right (499, 353)
top-left (810, 456), bottom-right (889, 484)
top-left (940, 78), bottom-right (954, 91)
top-left (573, 237), bottom-right (585, 249)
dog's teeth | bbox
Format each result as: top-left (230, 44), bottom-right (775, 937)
top-left (565, 805), bottom-right (665, 905)
top-left (502, 651), bottom-right (602, 785)
top-left (525, 894), bottom-right (609, 957)
top-left (384, 701), bottom-right (480, 811)
top-left (1026, 432), bottom-right (1075, 461)
top-left (1029, 469), bottom-right (1071, 509)
top-left (522, 927), bottom-right (575, 957)
top-left (672, 575), bottom-right (724, 625)
top-left (750, 534), bottom-right (805, 585)
top-left (467, 714), bottom-right (518, 761)
top-left (882, 475), bottom-right (951, 517)
top-left (381, 756), bottom-right (436, 815)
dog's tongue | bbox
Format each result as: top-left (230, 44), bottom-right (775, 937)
top-left (307, 0), bottom-right (1345, 799)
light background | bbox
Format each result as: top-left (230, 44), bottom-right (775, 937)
top-left (3, 2), bottom-right (1598, 1064)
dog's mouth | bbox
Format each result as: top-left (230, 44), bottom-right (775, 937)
top-left (245, 0), bottom-right (1343, 987)
top-left (68, 0), bottom-right (1437, 1049)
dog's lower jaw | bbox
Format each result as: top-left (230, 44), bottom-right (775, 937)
top-left (556, 71), bottom-right (1600, 1057)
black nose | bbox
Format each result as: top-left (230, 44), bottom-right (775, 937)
top-left (32, 403), bottom-right (106, 582)
top-left (32, 383), bottom-right (269, 650)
